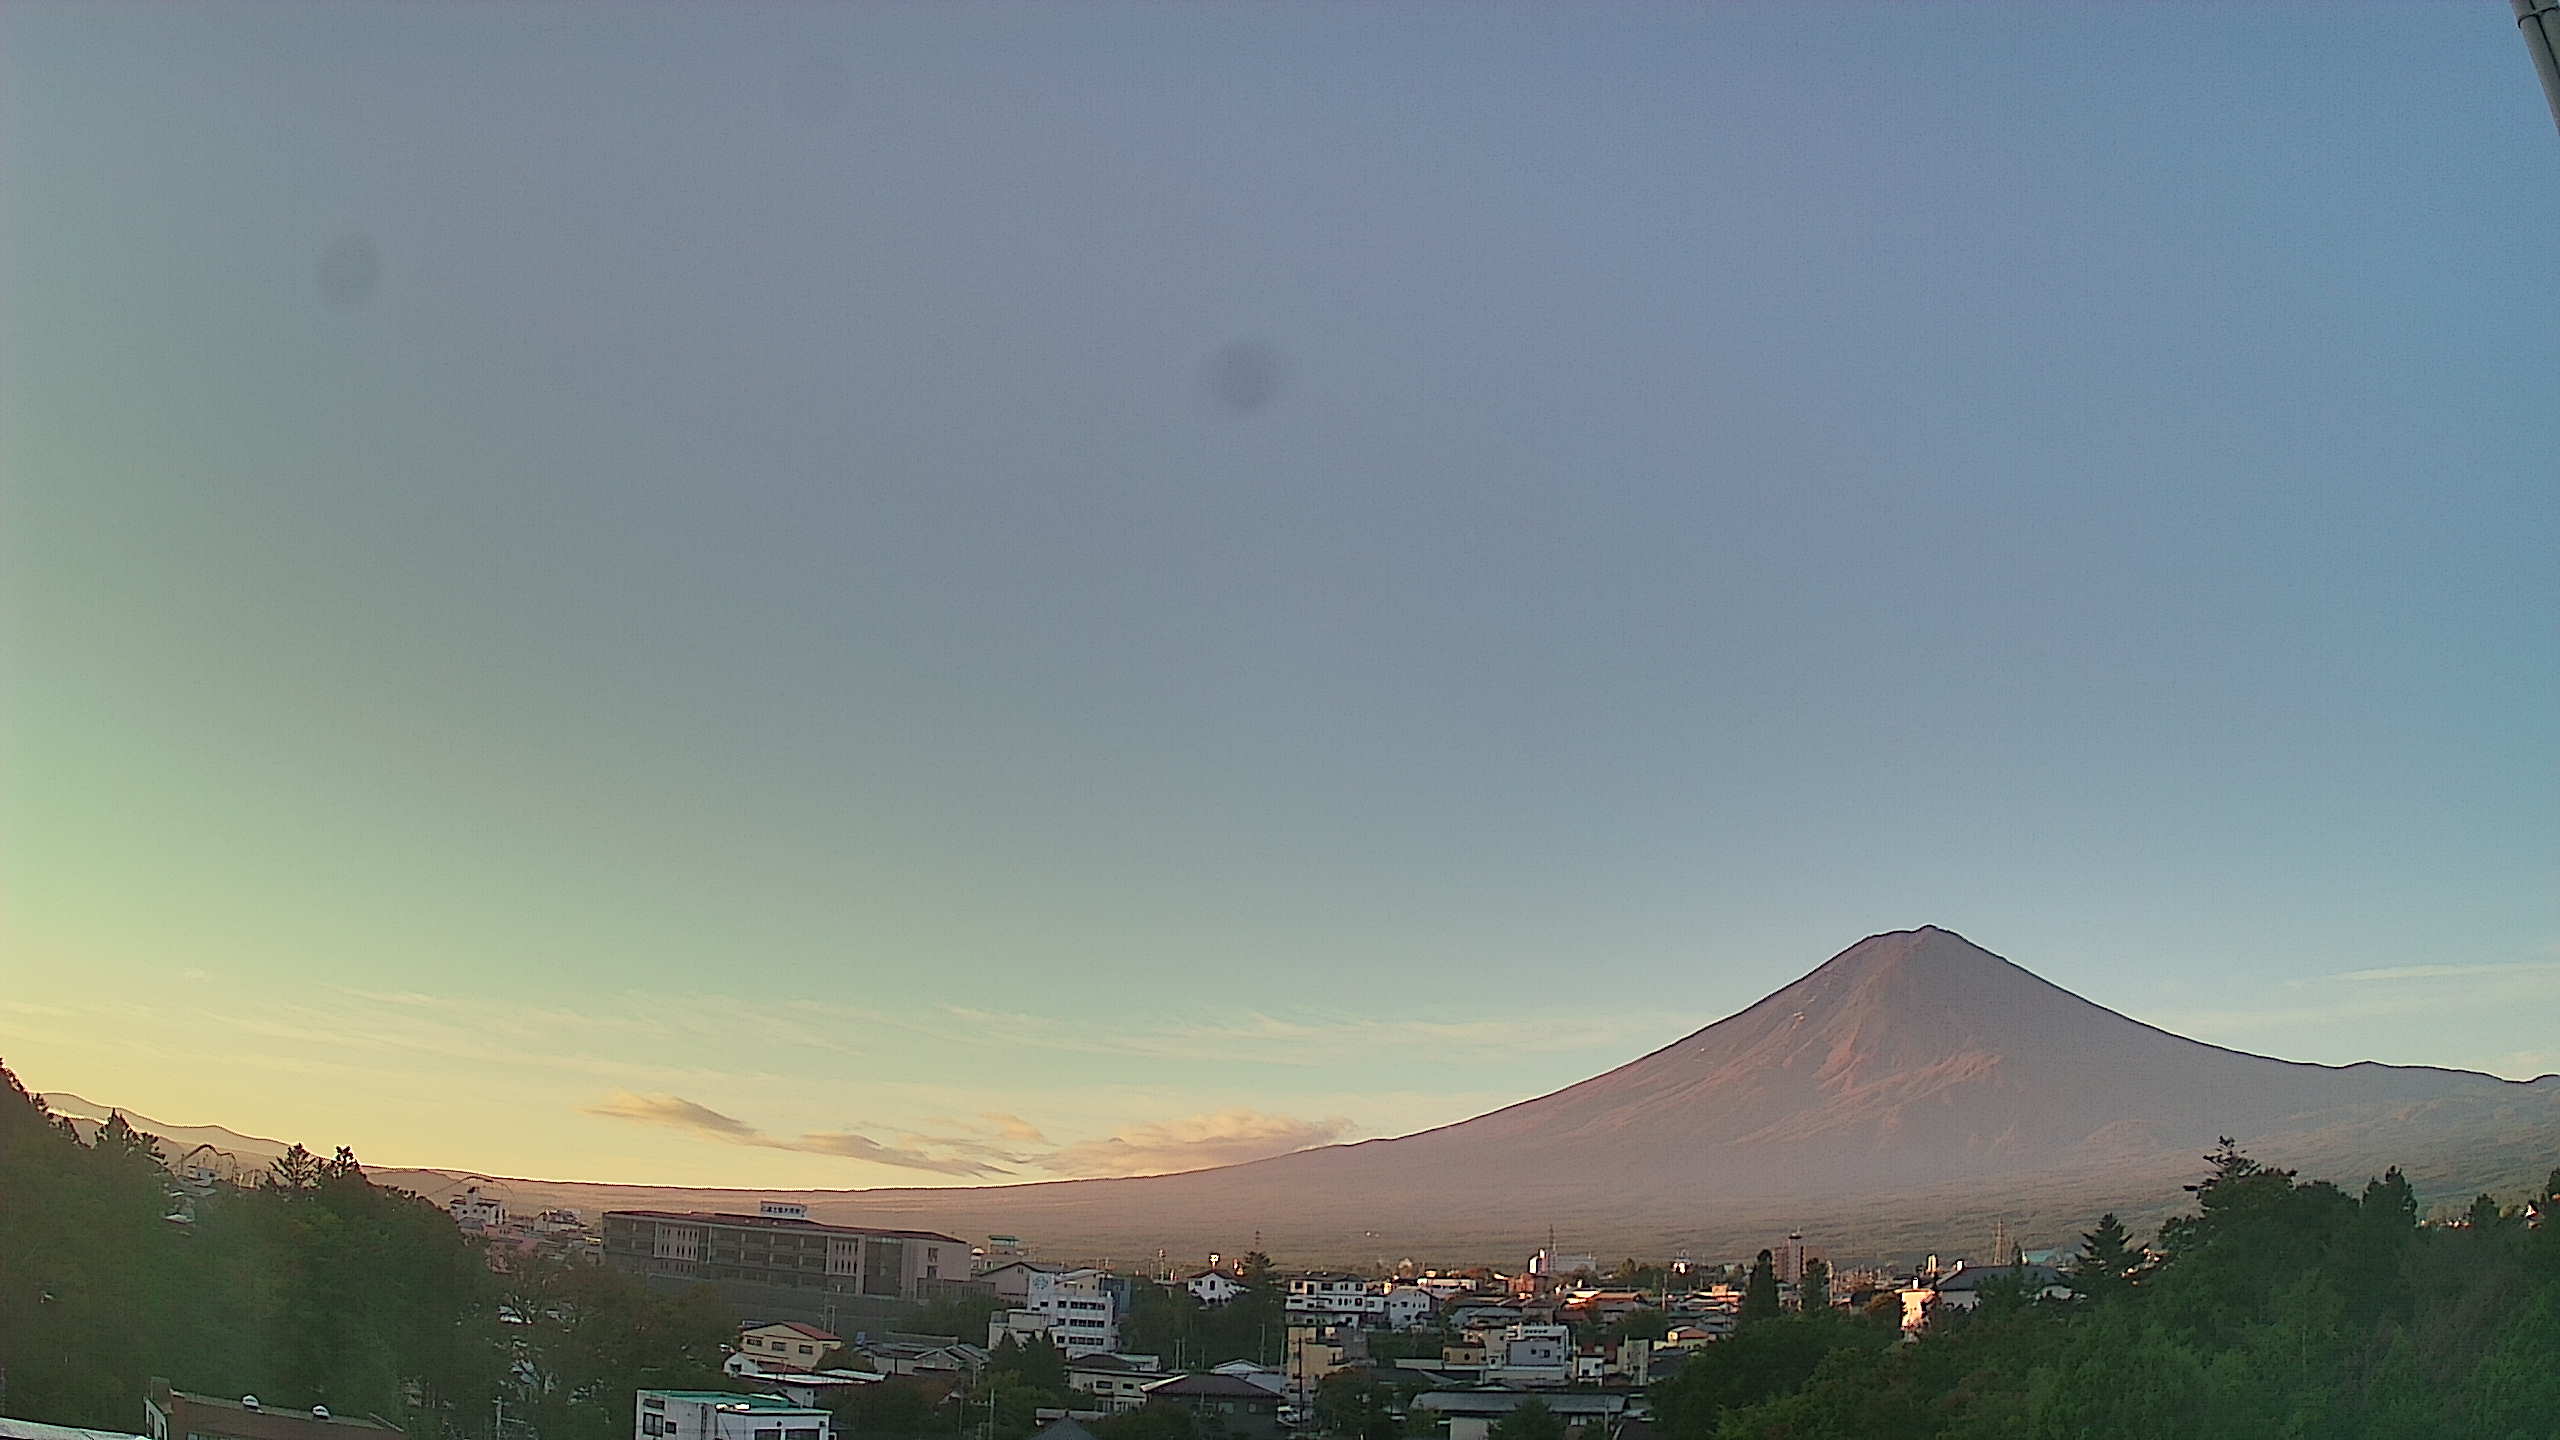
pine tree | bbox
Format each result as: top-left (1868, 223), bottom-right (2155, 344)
top-left (1799, 1257), bottom-right (1830, 1312)
top-left (269, 1142), bottom-right (322, 1192)
top-left (93, 1111), bottom-right (165, 1169)
top-left (1741, 1249), bottom-right (1779, 1323)
top-left (2070, 1213), bottom-right (2137, 1297)
top-left (2360, 1167), bottom-right (2418, 1230)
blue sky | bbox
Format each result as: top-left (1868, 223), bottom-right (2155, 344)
top-left (3, 3), bottom-right (2555, 1187)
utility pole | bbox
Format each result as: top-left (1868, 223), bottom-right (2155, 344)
top-left (2519, 0), bottom-right (2560, 137)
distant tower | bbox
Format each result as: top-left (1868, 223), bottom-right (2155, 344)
top-left (1776, 1231), bottom-right (1807, 1284)
top-left (1989, 1219), bottom-right (2010, 1268)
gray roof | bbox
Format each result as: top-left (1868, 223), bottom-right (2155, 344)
top-left (1031, 1422), bottom-right (1099, 1440)
top-left (1933, 1263), bottom-right (2066, 1292)
top-left (1414, 1394), bottom-right (1630, 1418)
top-left (2, 1422), bottom-right (152, 1440)
top-left (1144, 1375), bottom-right (1284, 1402)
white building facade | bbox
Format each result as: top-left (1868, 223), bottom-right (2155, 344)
top-left (636, 1393), bottom-right (829, 1440)
top-left (1285, 1275), bottom-right (1386, 1323)
top-left (450, 1186), bottom-right (506, 1232)
top-left (1186, 1271), bottom-right (1244, 1306)
top-left (1027, 1268), bottom-right (1121, 1356)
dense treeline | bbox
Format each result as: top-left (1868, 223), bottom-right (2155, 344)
top-left (0, 1062), bottom-right (729, 1440)
top-left (1654, 1142), bottom-right (2560, 1439)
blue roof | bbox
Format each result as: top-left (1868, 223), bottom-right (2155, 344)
top-left (645, 1393), bottom-right (822, 1412)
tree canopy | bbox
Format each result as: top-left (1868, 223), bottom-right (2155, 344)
top-left (1650, 1140), bottom-right (2560, 1439)
top-left (0, 1059), bottom-right (732, 1440)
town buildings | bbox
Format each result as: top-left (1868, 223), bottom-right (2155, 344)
top-left (601, 1211), bottom-right (969, 1303)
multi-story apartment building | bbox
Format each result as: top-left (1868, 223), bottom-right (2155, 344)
top-left (1284, 1275), bottom-right (1385, 1322)
top-left (1024, 1268), bottom-right (1122, 1356)
top-left (602, 1211), bottom-right (968, 1302)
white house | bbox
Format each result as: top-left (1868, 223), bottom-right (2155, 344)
top-left (1063, 1353), bottom-right (1163, 1413)
top-left (636, 1392), bottom-right (828, 1440)
top-left (449, 1186), bottom-right (506, 1233)
top-left (733, 1322), bottom-right (841, 1373)
top-left (1027, 1268), bottom-right (1121, 1356)
top-left (1381, 1286), bottom-right (1438, 1330)
top-left (1285, 1275), bottom-right (1385, 1322)
top-left (1185, 1270), bottom-right (1244, 1306)
top-left (1483, 1324), bottom-right (1572, 1386)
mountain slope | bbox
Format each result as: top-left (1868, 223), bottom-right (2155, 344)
top-left (397, 928), bottom-right (2553, 1262)
top-left (42, 1092), bottom-right (294, 1175)
top-left (96, 928), bottom-right (2560, 1263)
top-left (1356, 925), bottom-right (2530, 1188)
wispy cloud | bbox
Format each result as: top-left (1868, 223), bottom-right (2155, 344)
top-left (584, 1091), bottom-right (1011, 1178)
top-left (1044, 1108), bottom-right (1354, 1177)
top-left (981, 1112), bottom-right (1047, 1143)
top-left (585, 1092), bottom-right (761, 1141)
top-left (2324, 960), bottom-right (2560, 984)
top-left (583, 1093), bottom-right (1347, 1179)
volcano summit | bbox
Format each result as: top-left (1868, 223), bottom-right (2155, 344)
top-left (381, 928), bottom-right (2560, 1261)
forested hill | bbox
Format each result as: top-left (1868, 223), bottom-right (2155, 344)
top-left (1648, 1145), bottom-right (2560, 1439)
top-left (0, 1060), bottom-right (734, 1440)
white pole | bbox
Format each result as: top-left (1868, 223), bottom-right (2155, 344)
top-left (2518, 0), bottom-right (2560, 137)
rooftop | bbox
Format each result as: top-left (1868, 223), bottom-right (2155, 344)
top-left (606, 1211), bottom-right (966, 1246)
top-left (1142, 1375), bottom-right (1284, 1401)
top-left (2, 1420), bottom-right (152, 1440)
top-left (643, 1393), bottom-right (826, 1412)
top-left (745, 1321), bottom-right (842, 1342)
top-left (1414, 1394), bottom-right (1630, 1417)
top-left (1932, 1263), bottom-right (2067, 1292)
top-left (157, 1391), bottom-right (401, 1438)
